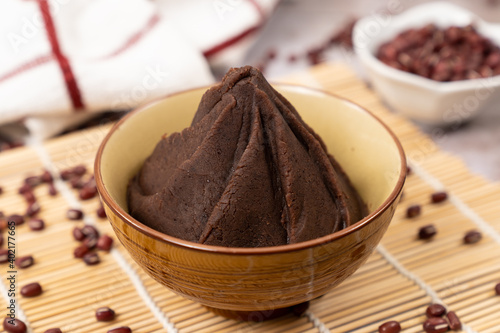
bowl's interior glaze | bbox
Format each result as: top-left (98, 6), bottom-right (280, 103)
top-left (101, 85), bottom-right (402, 217)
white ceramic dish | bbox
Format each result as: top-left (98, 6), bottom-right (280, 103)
top-left (353, 2), bottom-right (500, 126)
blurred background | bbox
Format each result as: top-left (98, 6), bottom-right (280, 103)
top-left (1, 0), bottom-right (499, 181)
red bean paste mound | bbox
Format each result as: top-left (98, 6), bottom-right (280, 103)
top-left (127, 66), bottom-right (366, 247)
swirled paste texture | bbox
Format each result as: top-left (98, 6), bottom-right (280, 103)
top-left (127, 66), bottom-right (366, 247)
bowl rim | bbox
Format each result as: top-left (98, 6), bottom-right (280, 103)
top-left (353, 1), bottom-right (500, 93)
top-left (95, 83), bottom-right (407, 255)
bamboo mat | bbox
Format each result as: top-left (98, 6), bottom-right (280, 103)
top-left (1, 63), bottom-right (500, 333)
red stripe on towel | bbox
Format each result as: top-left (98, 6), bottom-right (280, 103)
top-left (38, 0), bottom-right (85, 110)
top-left (101, 14), bottom-right (160, 59)
top-left (203, 0), bottom-right (266, 58)
top-left (0, 54), bottom-right (53, 83)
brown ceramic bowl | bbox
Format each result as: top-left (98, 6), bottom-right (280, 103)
top-left (95, 84), bottom-right (406, 319)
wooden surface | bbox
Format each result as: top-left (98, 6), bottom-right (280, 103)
top-left (1, 63), bottom-right (500, 332)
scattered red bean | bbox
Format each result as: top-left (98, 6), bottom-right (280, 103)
top-left (107, 327), bottom-right (131, 333)
top-left (72, 227), bottom-right (85, 241)
top-left (44, 329), bottom-right (62, 333)
top-left (97, 205), bottom-right (106, 219)
top-left (28, 218), bottom-right (45, 231)
top-left (18, 183), bottom-right (31, 195)
top-left (60, 169), bottom-right (73, 181)
top-left (406, 204), bottom-right (421, 218)
top-left (26, 202), bottom-right (41, 217)
top-left (97, 235), bottom-right (113, 251)
top-left (83, 252), bottom-right (100, 265)
top-left (446, 311), bottom-right (461, 330)
top-left (8, 214), bottom-right (25, 226)
top-left (67, 209), bottom-right (83, 220)
top-left (20, 282), bottom-right (42, 297)
top-left (83, 237), bottom-right (98, 250)
top-left (495, 282), bottom-right (500, 295)
top-left (40, 170), bottom-right (53, 183)
top-left (73, 165), bottom-right (87, 176)
top-left (378, 320), bottom-right (401, 333)
top-left (463, 230), bottom-right (482, 244)
top-left (426, 304), bottom-right (446, 317)
top-left (96, 307), bottom-right (115, 321)
top-left (74, 244), bottom-right (90, 258)
top-left (81, 225), bottom-right (99, 239)
top-left (15, 255), bottom-right (34, 269)
top-left (48, 183), bottom-right (58, 196)
top-left (0, 233), bottom-right (3, 247)
top-left (419, 225), bottom-right (437, 240)
top-left (3, 317), bottom-right (27, 333)
top-left (423, 317), bottom-right (449, 333)
top-left (79, 185), bottom-right (97, 200)
top-left (431, 191), bottom-right (448, 204)
top-left (24, 176), bottom-right (42, 187)
top-left (0, 186), bottom-right (3, 195)
top-left (70, 177), bottom-right (85, 189)
top-left (22, 191), bottom-right (36, 205)
top-left (0, 249), bottom-right (9, 263)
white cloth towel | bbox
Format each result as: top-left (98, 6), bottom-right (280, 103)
top-left (0, 0), bottom-right (278, 139)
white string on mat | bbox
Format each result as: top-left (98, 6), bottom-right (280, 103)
top-left (305, 311), bottom-right (331, 333)
top-left (26, 137), bottom-right (178, 333)
top-left (409, 158), bottom-right (500, 246)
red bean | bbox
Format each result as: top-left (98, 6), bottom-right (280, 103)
top-left (81, 225), bottom-right (99, 239)
top-left (74, 245), bottom-right (90, 259)
top-left (3, 317), bottom-right (27, 333)
top-left (426, 304), bottom-right (446, 317)
top-left (378, 320), bottom-right (401, 333)
top-left (406, 205), bottom-right (421, 218)
top-left (73, 165), bottom-right (87, 176)
top-left (107, 327), bottom-right (131, 333)
top-left (97, 205), bottom-right (106, 218)
top-left (79, 186), bottom-right (97, 200)
top-left (26, 202), bottom-right (41, 217)
top-left (22, 191), bottom-right (36, 205)
top-left (96, 307), bottom-right (115, 321)
top-left (21, 282), bottom-right (42, 297)
top-left (44, 329), bottom-right (62, 333)
top-left (40, 170), bottom-right (53, 183)
top-left (495, 282), bottom-right (500, 295)
top-left (18, 183), bottom-right (32, 194)
top-left (97, 235), bottom-right (113, 251)
top-left (48, 183), bottom-right (58, 196)
top-left (446, 311), bottom-right (461, 330)
top-left (0, 249), bottom-right (9, 263)
top-left (107, 326), bottom-right (132, 333)
top-left (423, 317), bottom-right (449, 333)
top-left (60, 169), bottom-right (73, 181)
top-left (28, 218), bottom-right (45, 231)
top-left (463, 230), bottom-right (482, 244)
top-left (419, 225), bottom-right (437, 240)
top-left (431, 191), bottom-right (448, 203)
top-left (83, 252), bottom-right (100, 265)
top-left (0, 186), bottom-right (3, 195)
top-left (0, 233), bottom-right (3, 247)
top-left (83, 237), bottom-right (97, 250)
top-left (15, 255), bottom-right (34, 269)
top-left (8, 215), bottom-right (25, 226)
top-left (67, 209), bottom-right (83, 220)
top-left (24, 176), bottom-right (42, 187)
top-left (70, 177), bottom-right (84, 189)
top-left (72, 227), bottom-right (85, 241)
